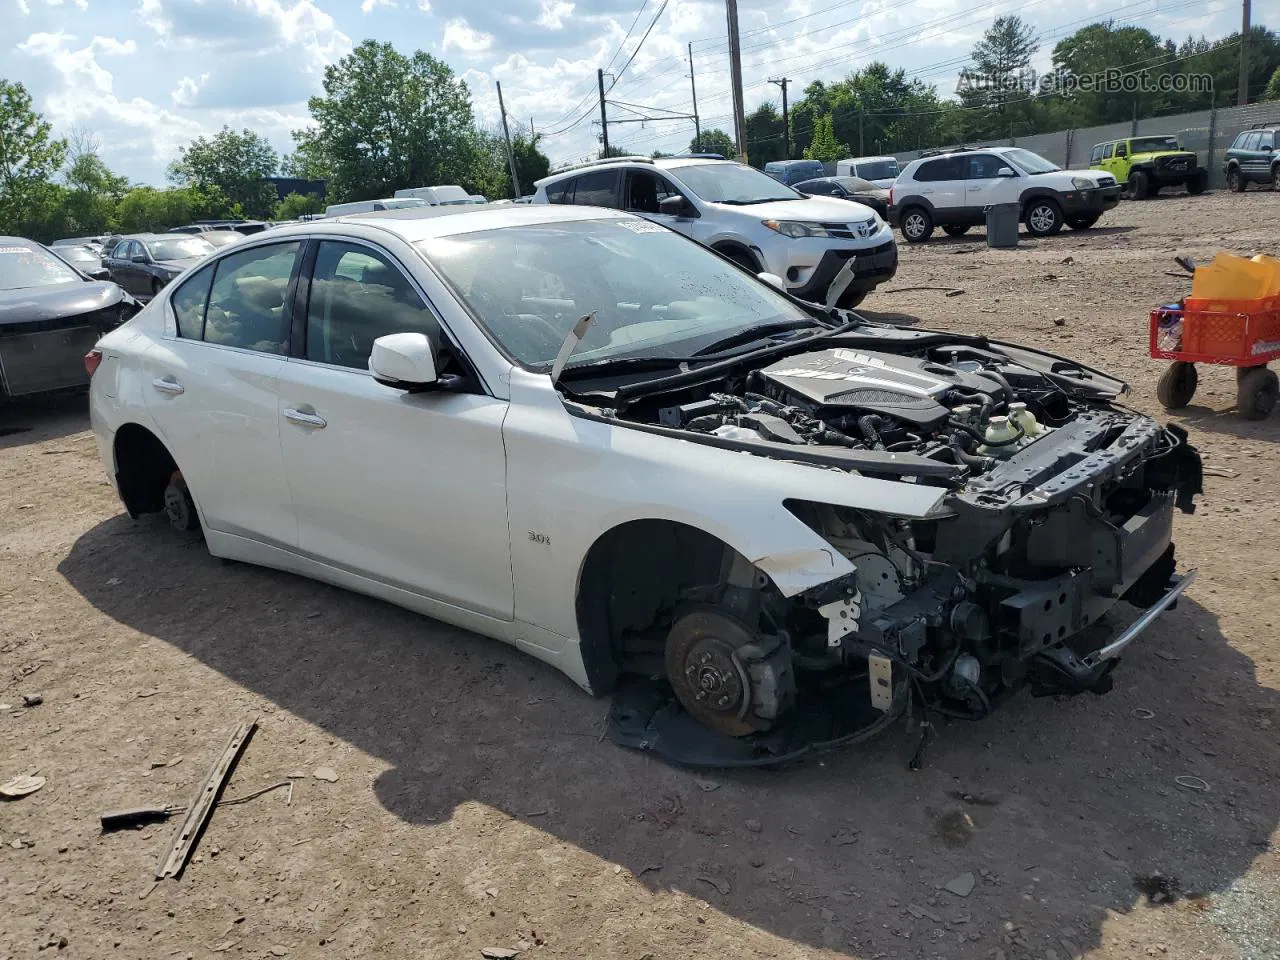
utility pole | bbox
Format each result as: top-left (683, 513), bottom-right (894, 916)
top-left (689, 42), bottom-right (701, 153)
top-left (597, 68), bottom-right (610, 156)
top-left (769, 77), bottom-right (789, 160)
top-left (725, 0), bottom-right (747, 164)
top-left (1239, 0), bottom-right (1251, 105)
top-left (858, 113), bottom-right (864, 155)
top-left (495, 81), bottom-right (521, 200)
top-left (530, 118), bottom-right (535, 139)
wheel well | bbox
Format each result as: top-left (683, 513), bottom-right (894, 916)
top-left (710, 241), bottom-right (761, 272)
top-left (113, 423), bottom-right (179, 517)
top-left (575, 520), bottom-right (737, 694)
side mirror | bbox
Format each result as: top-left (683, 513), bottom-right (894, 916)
top-left (370, 332), bottom-right (438, 390)
top-left (757, 272), bottom-right (787, 291)
top-left (132, 252), bottom-right (149, 262)
top-left (658, 194), bottom-right (692, 217)
top-left (996, 166), bottom-right (1017, 178)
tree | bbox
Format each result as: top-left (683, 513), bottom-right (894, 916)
top-left (745, 103), bottom-right (787, 167)
top-left (957, 16), bottom-right (1040, 139)
top-left (691, 128), bottom-right (735, 157)
top-left (280, 137), bottom-right (333, 182)
top-left (169, 126), bottom-right (278, 219)
top-left (0, 79), bottom-right (67, 235)
top-left (511, 133), bottom-right (550, 196)
top-left (300, 40), bottom-right (480, 202)
top-left (802, 114), bottom-right (846, 163)
top-left (114, 185), bottom-right (235, 233)
top-left (62, 133), bottom-right (129, 234)
top-left (1267, 64), bottom-right (1280, 101)
top-left (275, 191), bottom-right (325, 219)
top-left (1050, 23), bottom-right (1178, 126)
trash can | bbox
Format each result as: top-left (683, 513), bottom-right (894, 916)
top-left (985, 203), bottom-right (1019, 249)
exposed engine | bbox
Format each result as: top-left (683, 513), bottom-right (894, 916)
top-left (653, 344), bottom-right (1080, 475)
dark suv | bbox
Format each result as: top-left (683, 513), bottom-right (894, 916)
top-left (1224, 123), bottom-right (1279, 191)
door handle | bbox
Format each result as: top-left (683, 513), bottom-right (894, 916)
top-left (152, 377), bottom-right (184, 395)
top-left (283, 408), bottom-right (327, 429)
top-left (967, 186), bottom-right (983, 191)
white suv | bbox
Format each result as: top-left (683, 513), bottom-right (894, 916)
top-left (889, 146), bottom-right (1121, 243)
top-left (532, 156), bottom-right (898, 308)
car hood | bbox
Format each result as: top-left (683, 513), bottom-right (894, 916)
top-left (0, 281), bottom-right (129, 326)
top-left (713, 196), bottom-right (884, 223)
top-left (1132, 151), bottom-right (1197, 161)
top-left (1055, 169), bottom-right (1116, 185)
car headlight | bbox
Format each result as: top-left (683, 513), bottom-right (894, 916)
top-left (1071, 177), bottom-right (1095, 190)
top-left (762, 219), bottom-right (830, 239)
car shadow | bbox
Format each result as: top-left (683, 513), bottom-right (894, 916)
top-left (1173, 404), bottom-right (1280, 441)
top-left (0, 391), bottom-right (91, 449)
top-left (58, 515), bottom-right (1280, 957)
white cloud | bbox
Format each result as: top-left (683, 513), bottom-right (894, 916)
top-left (535, 0), bottom-right (573, 30)
top-left (360, 0), bottom-right (394, 11)
top-left (442, 18), bottom-right (492, 55)
top-left (416, 0), bottom-right (430, 9)
top-left (170, 73), bottom-right (207, 106)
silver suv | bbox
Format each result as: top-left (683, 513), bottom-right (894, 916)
top-left (532, 156), bottom-right (898, 308)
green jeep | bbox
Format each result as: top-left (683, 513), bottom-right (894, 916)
top-left (1089, 136), bottom-right (1208, 199)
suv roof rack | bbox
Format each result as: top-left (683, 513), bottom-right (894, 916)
top-left (919, 145), bottom-right (977, 158)
top-left (672, 152), bottom-right (726, 159)
top-left (552, 155), bottom-right (655, 175)
top-left (1249, 121), bottom-right (1280, 129)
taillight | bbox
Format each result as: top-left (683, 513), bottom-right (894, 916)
top-left (84, 349), bottom-right (103, 378)
top-left (888, 186), bottom-right (894, 206)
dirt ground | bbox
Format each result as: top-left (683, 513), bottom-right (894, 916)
top-left (3, 189), bottom-right (1280, 960)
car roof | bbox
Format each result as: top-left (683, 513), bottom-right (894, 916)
top-left (266, 202), bottom-right (640, 243)
top-left (537, 156), bottom-right (739, 187)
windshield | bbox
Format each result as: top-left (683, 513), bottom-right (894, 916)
top-left (1131, 136), bottom-right (1181, 153)
top-left (0, 243), bottom-right (83, 290)
top-left (420, 218), bottom-right (813, 371)
top-left (202, 232), bottom-right (243, 248)
top-left (668, 163), bottom-right (801, 204)
top-left (59, 245), bottom-right (99, 263)
top-left (1004, 149), bottom-right (1060, 175)
top-left (855, 160), bottom-right (898, 180)
top-left (149, 237), bottom-right (216, 261)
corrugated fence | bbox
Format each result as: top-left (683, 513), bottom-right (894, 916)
top-left (886, 99), bottom-right (1279, 188)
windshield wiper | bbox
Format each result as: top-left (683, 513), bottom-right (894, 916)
top-left (689, 320), bottom-right (821, 356)
top-left (717, 197), bottom-right (799, 205)
top-left (555, 355), bottom-right (691, 380)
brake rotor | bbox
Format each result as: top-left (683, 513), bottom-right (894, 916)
top-left (664, 609), bottom-right (763, 738)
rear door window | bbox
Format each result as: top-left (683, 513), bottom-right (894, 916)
top-left (171, 262), bottom-right (216, 339)
top-left (915, 157), bottom-right (963, 182)
top-left (201, 242), bottom-right (300, 354)
top-left (570, 170), bottom-right (620, 207)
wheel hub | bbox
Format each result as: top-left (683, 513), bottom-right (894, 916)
top-left (683, 638), bottom-right (749, 717)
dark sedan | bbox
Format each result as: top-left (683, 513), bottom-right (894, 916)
top-left (104, 234), bottom-right (215, 299)
top-left (0, 237), bottom-right (139, 401)
top-left (49, 243), bottom-right (110, 281)
top-left (793, 176), bottom-right (891, 219)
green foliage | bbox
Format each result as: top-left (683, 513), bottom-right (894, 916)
top-left (0, 78), bottom-right (68, 236)
top-left (802, 115), bottom-right (847, 163)
top-left (745, 103), bottom-right (787, 166)
top-left (115, 185), bottom-right (238, 234)
top-left (955, 16), bottom-right (1041, 139)
top-left (690, 128), bottom-right (736, 157)
top-left (275, 191), bottom-right (326, 220)
top-left (1267, 65), bottom-right (1280, 101)
top-left (511, 133), bottom-right (550, 197)
top-left (169, 126), bottom-right (279, 219)
top-left (299, 40), bottom-right (479, 202)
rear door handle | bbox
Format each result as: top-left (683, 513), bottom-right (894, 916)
top-left (152, 377), bottom-right (184, 395)
top-left (283, 408), bottom-right (327, 429)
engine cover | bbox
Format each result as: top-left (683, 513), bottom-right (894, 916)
top-left (758, 348), bottom-right (1004, 428)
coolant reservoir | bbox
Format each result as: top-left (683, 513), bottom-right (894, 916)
top-left (1008, 402), bottom-right (1041, 438)
top-left (978, 415), bottom-right (1021, 458)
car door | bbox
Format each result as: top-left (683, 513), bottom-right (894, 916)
top-left (110, 241), bottom-right (137, 293)
top-left (275, 238), bottom-right (513, 619)
top-left (1259, 131), bottom-right (1277, 180)
top-left (143, 240), bottom-right (301, 547)
top-left (914, 156), bottom-right (966, 216)
top-left (622, 168), bottom-right (696, 240)
top-left (965, 153), bottom-right (1016, 214)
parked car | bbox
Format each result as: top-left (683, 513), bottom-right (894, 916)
top-left (104, 234), bottom-right (216, 299)
top-left (86, 204), bottom-right (1202, 760)
top-left (889, 146), bottom-right (1121, 243)
top-left (793, 175), bottom-right (890, 219)
top-left (52, 235), bottom-right (107, 255)
top-left (1223, 122), bottom-right (1280, 191)
top-left (200, 230), bottom-right (246, 249)
top-left (835, 156), bottom-right (901, 189)
top-left (394, 185), bottom-right (475, 205)
top-left (763, 159), bottom-right (826, 185)
top-left (49, 242), bottom-right (110, 280)
top-left (0, 236), bottom-right (138, 401)
top-left (532, 156), bottom-right (897, 308)
top-left (323, 198), bottom-right (430, 217)
top-left (1089, 136), bottom-right (1207, 199)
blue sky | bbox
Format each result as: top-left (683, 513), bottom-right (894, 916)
top-left (2, 0), bottom-right (1240, 184)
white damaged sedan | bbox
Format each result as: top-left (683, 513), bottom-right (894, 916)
top-left (88, 204), bottom-right (1202, 765)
